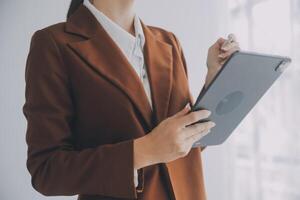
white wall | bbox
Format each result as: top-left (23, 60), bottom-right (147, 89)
top-left (0, 0), bottom-right (231, 199)
top-left (0, 1), bottom-right (72, 200)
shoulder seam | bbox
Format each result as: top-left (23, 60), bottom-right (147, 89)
top-left (42, 29), bottom-right (67, 70)
top-left (40, 29), bottom-right (71, 85)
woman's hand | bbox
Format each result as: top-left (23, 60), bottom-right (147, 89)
top-left (133, 104), bottom-right (215, 170)
top-left (205, 34), bottom-right (240, 87)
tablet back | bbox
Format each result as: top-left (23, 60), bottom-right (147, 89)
top-left (192, 51), bottom-right (291, 147)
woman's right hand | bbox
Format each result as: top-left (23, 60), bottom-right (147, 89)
top-left (134, 103), bottom-right (215, 170)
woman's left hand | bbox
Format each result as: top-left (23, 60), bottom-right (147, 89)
top-left (205, 34), bottom-right (240, 87)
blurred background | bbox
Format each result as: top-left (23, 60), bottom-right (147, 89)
top-left (0, 0), bottom-right (299, 199)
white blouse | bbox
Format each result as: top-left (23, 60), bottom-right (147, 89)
top-left (83, 0), bottom-right (152, 188)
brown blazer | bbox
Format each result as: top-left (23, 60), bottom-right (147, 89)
top-left (23, 4), bottom-right (207, 200)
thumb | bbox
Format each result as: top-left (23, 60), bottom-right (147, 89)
top-left (172, 103), bottom-right (191, 118)
top-left (216, 37), bottom-right (226, 48)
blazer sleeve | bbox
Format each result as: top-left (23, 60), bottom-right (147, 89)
top-left (23, 29), bottom-right (140, 199)
top-left (170, 32), bottom-right (207, 152)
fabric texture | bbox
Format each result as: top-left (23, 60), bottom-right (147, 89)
top-left (23, 3), bottom-right (207, 200)
top-left (83, 0), bottom-right (152, 187)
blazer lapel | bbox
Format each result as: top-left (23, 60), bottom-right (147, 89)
top-left (140, 21), bottom-right (173, 125)
top-left (65, 4), bottom-right (173, 130)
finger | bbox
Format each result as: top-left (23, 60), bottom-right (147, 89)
top-left (220, 33), bottom-right (238, 50)
top-left (220, 41), bottom-right (239, 51)
top-left (178, 110), bottom-right (212, 128)
top-left (218, 46), bottom-right (240, 59)
top-left (170, 103), bottom-right (191, 119)
top-left (219, 49), bottom-right (238, 64)
top-left (228, 33), bottom-right (237, 42)
top-left (186, 129), bottom-right (211, 145)
top-left (220, 40), bottom-right (231, 50)
top-left (216, 37), bottom-right (226, 48)
top-left (184, 121), bottom-right (215, 139)
top-left (220, 59), bottom-right (226, 66)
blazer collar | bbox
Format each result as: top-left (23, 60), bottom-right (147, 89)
top-left (65, 4), bottom-right (173, 130)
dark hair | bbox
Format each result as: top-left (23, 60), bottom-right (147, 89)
top-left (67, 0), bottom-right (84, 19)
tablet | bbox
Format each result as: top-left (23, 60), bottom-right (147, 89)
top-left (191, 50), bottom-right (291, 147)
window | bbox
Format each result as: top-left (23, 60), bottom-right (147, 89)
top-left (227, 0), bottom-right (300, 199)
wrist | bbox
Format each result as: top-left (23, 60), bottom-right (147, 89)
top-left (133, 135), bottom-right (157, 170)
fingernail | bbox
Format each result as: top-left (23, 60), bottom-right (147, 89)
top-left (218, 54), bottom-right (225, 58)
top-left (185, 103), bottom-right (191, 110)
top-left (211, 122), bottom-right (216, 127)
top-left (221, 46), bottom-right (229, 51)
top-left (207, 110), bottom-right (212, 116)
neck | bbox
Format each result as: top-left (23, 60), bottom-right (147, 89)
top-left (91, 0), bottom-right (136, 35)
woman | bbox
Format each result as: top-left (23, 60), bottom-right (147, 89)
top-left (23, 0), bottom-right (240, 199)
